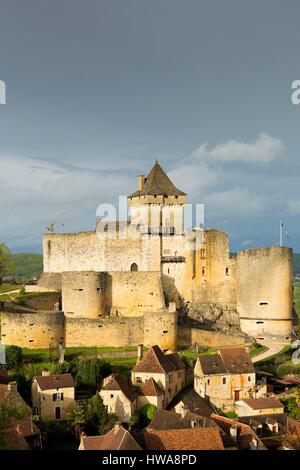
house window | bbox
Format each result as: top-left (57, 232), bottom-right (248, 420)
top-left (53, 392), bottom-right (64, 401)
top-left (248, 376), bottom-right (251, 382)
top-left (110, 394), bottom-right (114, 398)
top-left (222, 377), bottom-right (226, 385)
top-left (207, 379), bottom-right (210, 385)
top-left (136, 377), bottom-right (142, 383)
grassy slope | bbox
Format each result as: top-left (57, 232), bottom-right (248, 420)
top-left (6, 253), bottom-right (43, 280)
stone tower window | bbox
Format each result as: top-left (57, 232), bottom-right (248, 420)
top-left (202, 267), bottom-right (205, 275)
top-left (226, 267), bottom-right (229, 275)
top-left (130, 263), bottom-right (138, 272)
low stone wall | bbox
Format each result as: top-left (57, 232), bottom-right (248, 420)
top-left (0, 310), bottom-right (65, 349)
top-left (38, 272), bottom-right (62, 291)
top-left (65, 316), bottom-right (144, 347)
top-left (178, 325), bottom-right (246, 348)
top-left (22, 292), bottom-right (61, 311)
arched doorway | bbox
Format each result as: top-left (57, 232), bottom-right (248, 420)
top-left (130, 263), bottom-right (138, 272)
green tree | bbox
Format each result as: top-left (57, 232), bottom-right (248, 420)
top-left (139, 404), bottom-right (157, 428)
top-left (0, 243), bottom-right (13, 285)
top-left (86, 393), bottom-right (118, 435)
top-left (76, 359), bottom-right (112, 392)
top-left (129, 410), bottom-right (140, 430)
top-left (51, 360), bottom-right (77, 376)
top-left (6, 345), bottom-right (23, 369)
top-left (67, 406), bottom-right (88, 439)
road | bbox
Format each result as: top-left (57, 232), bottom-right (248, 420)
top-left (252, 341), bottom-right (287, 364)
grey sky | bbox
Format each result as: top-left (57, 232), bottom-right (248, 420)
top-left (0, 0), bottom-right (299, 252)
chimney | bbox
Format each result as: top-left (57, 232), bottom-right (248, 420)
top-left (250, 438), bottom-right (258, 450)
top-left (137, 344), bottom-right (144, 362)
top-left (169, 302), bottom-right (176, 313)
top-left (137, 175), bottom-right (145, 191)
top-left (181, 405), bottom-right (188, 418)
top-left (229, 425), bottom-right (238, 442)
top-left (8, 381), bottom-right (18, 392)
top-left (41, 370), bottom-right (50, 377)
top-left (114, 424), bottom-right (120, 434)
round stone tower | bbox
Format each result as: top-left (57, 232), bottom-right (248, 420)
top-left (62, 271), bottom-right (106, 318)
top-left (237, 246), bottom-right (293, 342)
top-left (143, 303), bottom-right (177, 351)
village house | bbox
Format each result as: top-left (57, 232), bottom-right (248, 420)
top-left (210, 413), bottom-right (266, 450)
top-left (235, 397), bottom-right (284, 417)
top-left (194, 347), bottom-right (256, 410)
top-left (3, 416), bottom-right (42, 451)
top-left (238, 414), bottom-right (288, 450)
top-left (147, 408), bottom-right (218, 432)
top-left (133, 427), bottom-right (225, 450)
top-left (100, 374), bottom-right (139, 422)
top-left (79, 425), bottom-right (142, 450)
top-left (131, 345), bottom-right (186, 407)
top-left (172, 387), bottom-right (215, 418)
top-left (0, 366), bottom-right (31, 415)
top-left (100, 374), bottom-right (165, 422)
top-left (31, 371), bottom-right (75, 421)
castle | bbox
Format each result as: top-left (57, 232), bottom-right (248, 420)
top-left (0, 161), bottom-right (294, 350)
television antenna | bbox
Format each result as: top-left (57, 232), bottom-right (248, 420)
top-left (46, 211), bottom-right (66, 233)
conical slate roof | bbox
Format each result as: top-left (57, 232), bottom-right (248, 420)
top-left (128, 161), bottom-right (186, 198)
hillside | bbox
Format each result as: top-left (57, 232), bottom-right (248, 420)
top-left (293, 253), bottom-right (300, 276)
top-left (8, 253), bottom-right (43, 281)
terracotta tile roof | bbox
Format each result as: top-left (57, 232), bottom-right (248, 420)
top-left (3, 427), bottom-right (29, 450)
top-left (0, 383), bottom-right (30, 411)
top-left (80, 426), bottom-right (142, 450)
top-left (219, 348), bottom-right (255, 374)
top-left (140, 378), bottom-right (164, 397)
top-left (34, 373), bottom-right (75, 391)
top-left (241, 397), bottom-right (284, 410)
top-left (134, 427), bottom-right (224, 450)
top-left (165, 352), bottom-right (186, 371)
top-left (14, 417), bottom-right (41, 438)
top-left (199, 347), bottom-right (254, 375)
top-left (171, 387), bottom-right (215, 418)
top-left (148, 409), bottom-right (217, 431)
top-left (211, 413), bottom-right (266, 450)
top-left (132, 345), bottom-right (184, 374)
top-left (128, 161), bottom-right (186, 198)
top-left (101, 374), bottom-right (138, 402)
top-left (199, 354), bottom-right (227, 375)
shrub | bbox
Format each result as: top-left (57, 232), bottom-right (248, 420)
top-left (6, 345), bottom-right (23, 369)
top-left (139, 404), bottom-right (157, 428)
top-left (76, 359), bottom-right (112, 392)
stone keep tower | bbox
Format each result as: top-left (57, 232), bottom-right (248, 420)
top-left (237, 246), bottom-right (293, 342)
top-left (127, 160), bottom-right (186, 236)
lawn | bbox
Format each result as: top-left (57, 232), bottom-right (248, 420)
top-left (0, 285), bottom-right (21, 293)
top-left (178, 347), bottom-right (217, 365)
top-left (249, 342), bottom-right (268, 357)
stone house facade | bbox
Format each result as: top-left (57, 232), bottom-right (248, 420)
top-left (31, 371), bottom-right (75, 421)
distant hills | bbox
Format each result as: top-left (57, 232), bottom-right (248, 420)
top-left (8, 253), bottom-right (43, 281)
top-left (4, 252), bottom-right (300, 281)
